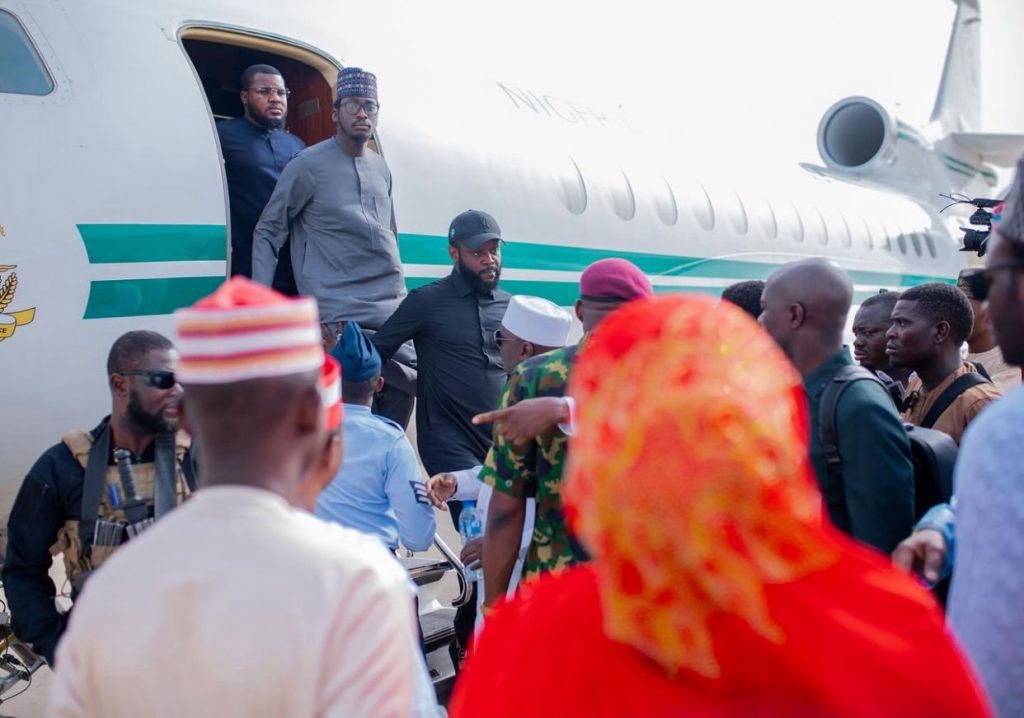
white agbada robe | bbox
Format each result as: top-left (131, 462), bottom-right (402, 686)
top-left (49, 486), bottom-right (416, 718)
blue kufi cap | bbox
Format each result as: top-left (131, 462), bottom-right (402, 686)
top-left (336, 67), bottom-right (378, 101)
top-left (331, 321), bottom-right (382, 383)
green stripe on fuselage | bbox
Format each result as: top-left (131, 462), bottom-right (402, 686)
top-left (77, 228), bottom-right (953, 318)
top-left (79, 224), bottom-right (227, 263)
top-left (398, 233), bottom-right (953, 287)
top-left (84, 277), bottom-right (224, 319)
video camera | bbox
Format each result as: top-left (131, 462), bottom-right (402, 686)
top-left (942, 196), bottom-right (1002, 257)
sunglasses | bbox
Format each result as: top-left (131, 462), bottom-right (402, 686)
top-left (114, 370), bottom-right (177, 390)
top-left (960, 263), bottom-right (1024, 302)
top-left (493, 329), bottom-right (513, 346)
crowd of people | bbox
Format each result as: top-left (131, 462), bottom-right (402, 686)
top-left (3, 63), bottom-right (1023, 716)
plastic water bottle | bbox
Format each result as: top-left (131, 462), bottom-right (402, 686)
top-left (458, 500), bottom-right (484, 581)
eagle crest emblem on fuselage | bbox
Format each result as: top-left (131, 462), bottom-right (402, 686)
top-left (0, 265), bottom-right (36, 342)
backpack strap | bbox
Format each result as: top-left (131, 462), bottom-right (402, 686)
top-left (972, 361), bottom-right (992, 381)
top-left (818, 365), bottom-right (887, 483)
top-left (920, 372), bottom-right (990, 429)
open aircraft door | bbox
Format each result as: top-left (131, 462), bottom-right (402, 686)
top-left (179, 26), bottom-right (342, 276)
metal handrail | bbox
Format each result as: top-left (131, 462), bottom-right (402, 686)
top-left (432, 534), bottom-right (473, 608)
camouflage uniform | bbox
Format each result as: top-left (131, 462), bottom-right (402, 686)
top-left (480, 344), bottom-right (588, 582)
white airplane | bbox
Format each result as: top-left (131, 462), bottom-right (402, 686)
top-left (0, 0), bottom-right (1021, 515)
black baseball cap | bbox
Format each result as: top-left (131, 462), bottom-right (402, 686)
top-left (448, 210), bottom-right (502, 250)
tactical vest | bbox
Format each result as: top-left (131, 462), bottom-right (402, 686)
top-left (51, 427), bottom-right (193, 589)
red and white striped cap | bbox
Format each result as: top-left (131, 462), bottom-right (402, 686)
top-left (321, 355), bottom-right (343, 431)
top-left (174, 277), bottom-right (323, 384)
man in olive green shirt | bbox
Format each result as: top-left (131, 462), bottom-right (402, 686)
top-left (761, 259), bottom-right (914, 553)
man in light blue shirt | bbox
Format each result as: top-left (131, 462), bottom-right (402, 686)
top-left (893, 193), bottom-right (1024, 717)
top-left (316, 322), bottom-right (435, 552)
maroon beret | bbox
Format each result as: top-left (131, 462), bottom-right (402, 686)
top-left (579, 258), bottom-right (654, 303)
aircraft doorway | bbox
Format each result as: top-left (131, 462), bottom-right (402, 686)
top-left (181, 29), bottom-right (339, 147)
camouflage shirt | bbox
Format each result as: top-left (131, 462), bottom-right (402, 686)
top-left (480, 343), bottom-right (588, 581)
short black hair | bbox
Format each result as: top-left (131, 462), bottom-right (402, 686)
top-left (341, 376), bottom-right (378, 404)
top-left (240, 64), bottom-right (282, 90)
top-left (898, 282), bottom-right (974, 345)
top-left (721, 280), bottom-right (765, 320)
top-left (107, 331), bottom-right (174, 376)
top-left (858, 290), bottom-right (899, 316)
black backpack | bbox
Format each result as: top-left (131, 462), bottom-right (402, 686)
top-left (818, 365), bottom-right (969, 522)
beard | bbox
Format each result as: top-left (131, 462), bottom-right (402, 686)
top-left (458, 260), bottom-right (501, 294)
top-left (337, 119), bottom-right (370, 145)
top-left (250, 109), bottom-right (286, 130)
top-left (127, 389), bottom-right (176, 435)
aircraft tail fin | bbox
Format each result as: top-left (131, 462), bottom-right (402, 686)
top-left (930, 0), bottom-right (981, 133)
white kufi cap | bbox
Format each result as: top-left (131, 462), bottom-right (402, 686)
top-left (501, 295), bottom-right (573, 348)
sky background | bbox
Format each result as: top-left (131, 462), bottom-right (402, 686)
top-left (370, 0), bottom-right (1022, 174)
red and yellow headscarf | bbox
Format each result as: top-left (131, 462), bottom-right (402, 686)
top-left (565, 294), bottom-right (839, 678)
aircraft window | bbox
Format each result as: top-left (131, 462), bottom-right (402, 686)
top-left (924, 233), bottom-right (937, 258)
top-left (0, 11), bottom-right (54, 96)
top-left (837, 213), bottom-right (853, 248)
top-left (780, 203), bottom-right (804, 242)
top-left (654, 179), bottom-right (678, 226)
top-left (878, 222), bottom-right (892, 252)
top-left (858, 218), bottom-right (873, 250)
top-left (729, 193), bottom-right (749, 235)
top-left (822, 208), bottom-right (850, 248)
top-left (910, 233), bottom-right (923, 257)
top-left (558, 157), bottom-right (587, 214)
top-left (686, 180), bottom-right (715, 230)
top-left (758, 199), bottom-right (778, 239)
top-left (609, 170), bottom-right (636, 221)
top-left (807, 208), bottom-right (828, 245)
top-left (181, 33), bottom-right (338, 147)
top-left (897, 234), bottom-right (908, 255)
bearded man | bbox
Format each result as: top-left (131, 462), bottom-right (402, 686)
top-left (373, 210), bottom-right (511, 483)
top-left (217, 64), bottom-right (305, 292)
top-left (3, 331), bottom-right (196, 665)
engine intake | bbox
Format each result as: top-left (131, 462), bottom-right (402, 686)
top-left (817, 96), bottom-right (895, 171)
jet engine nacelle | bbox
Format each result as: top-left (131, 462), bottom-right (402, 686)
top-left (815, 97), bottom-right (936, 192)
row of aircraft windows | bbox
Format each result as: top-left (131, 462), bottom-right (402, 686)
top-left (555, 157), bottom-right (941, 261)
top-left (2, 12), bottom-right (942, 265)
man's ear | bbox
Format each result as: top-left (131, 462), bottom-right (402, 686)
top-left (448, 243), bottom-right (459, 265)
top-left (934, 319), bottom-right (952, 344)
top-left (374, 375), bottom-right (385, 393)
top-left (575, 300), bottom-right (584, 323)
top-left (520, 342), bottom-right (535, 362)
top-left (321, 432), bottom-right (343, 488)
top-left (297, 384), bottom-right (323, 437)
top-left (331, 108), bottom-right (339, 125)
top-left (789, 302), bottom-right (806, 329)
top-left (110, 373), bottom-right (128, 397)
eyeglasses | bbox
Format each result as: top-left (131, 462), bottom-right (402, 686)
top-left (493, 329), bottom-right (515, 346)
top-left (339, 99), bottom-right (379, 116)
top-left (961, 263), bottom-right (1024, 302)
top-left (113, 370), bottom-right (177, 390)
top-left (246, 87), bottom-right (290, 98)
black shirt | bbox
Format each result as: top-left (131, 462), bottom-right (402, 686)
top-left (216, 117), bottom-right (305, 292)
top-left (2, 419), bottom-right (196, 665)
top-left (373, 270), bottom-right (510, 475)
